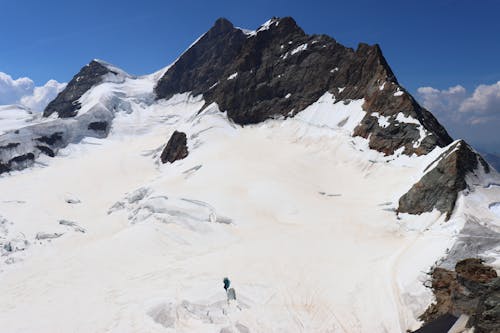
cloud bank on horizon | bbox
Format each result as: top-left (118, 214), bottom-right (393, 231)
top-left (416, 81), bottom-right (500, 153)
top-left (417, 81), bottom-right (500, 125)
top-left (0, 72), bottom-right (66, 112)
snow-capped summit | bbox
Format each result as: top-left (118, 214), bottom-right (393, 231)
top-left (0, 17), bottom-right (498, 333)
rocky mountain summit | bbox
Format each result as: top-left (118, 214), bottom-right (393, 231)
top-left (155, 17), bottom-right (452, 157)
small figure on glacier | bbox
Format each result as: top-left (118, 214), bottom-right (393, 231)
top-left (223, 277), bottom-right (230, 291)
top-left (223, 277), bottom-right (237, 301)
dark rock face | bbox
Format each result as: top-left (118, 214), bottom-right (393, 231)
top-left (35, 145), bottom-right (55, 157)
top-left (398, 140), bottom-right (490, 220)
top-left (35, 132), bottom-right (64, 146)
top-left (155, 17), bottom-right (452, 156)
top-left (354, 90), bottom-right (452, 156)
top-left (470, 278), bottom-right (500, 333)
top-left (412, 314), bottom-right (458, 333)
top-left (160, 131), bottom-right (188, 164)
top-left (88, 121), bottom-right (108, 132)
top-left (43, 60), bottom-right (111, 118)
top-left (421, 259), bottom-right (500, 333)
top-left (0, 143), bottom-right (19, 150)
top-left (0, 152), bottom-right (35, 173)
top-left (155, 18), bottom-right (247, 99)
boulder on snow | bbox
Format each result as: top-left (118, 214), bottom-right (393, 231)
top-left (160, 131), bottom-right (188, 164)
top-left (398, 140), bottom-right (490, 220)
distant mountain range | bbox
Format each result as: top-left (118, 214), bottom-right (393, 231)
top-left (482, 151), bottom-right (500, 171)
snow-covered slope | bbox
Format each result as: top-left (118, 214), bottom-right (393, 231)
top-left (0, 18), bottom-right (499, 333)
top-left (0, 105), bottom-right (38, 135)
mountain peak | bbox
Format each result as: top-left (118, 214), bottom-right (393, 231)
top-left (356, 42), bottom-right (397, 84)
top-left (156, 17), bottom-right (451, 156)
top-left (210, 17), bottom-right (236, 34)
top-left (43, 60), bottom-right (111, 118)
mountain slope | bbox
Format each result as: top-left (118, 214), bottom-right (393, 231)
top-left (0, 17), bottom-right (498, 333)
top-left (156, 17), bottom-right (452, 156)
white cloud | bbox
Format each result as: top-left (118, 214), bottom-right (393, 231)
top-left (417, 85), bottom-right (467, 121)
top-left (0, 72), bottom-right (66, 112)
top-left (459, 81), bottom-right (500, 116)
top-left (417, 81), bottom-right (500, 153)
top-left (20, 79), bottom-right (66, 112)
top-left (417, 81), bottom-right (500, 125)
top-left (0, 72), bottom-right (35, 104)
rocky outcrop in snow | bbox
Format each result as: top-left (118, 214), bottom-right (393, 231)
top-left (421, 258), bottom-right (500, 333)
top-left (155, 17), bottom-right (452, 156)
top-left (160, 130), bottom-right (189, 163)
top-left (398, 140), bottom-right (490, 220)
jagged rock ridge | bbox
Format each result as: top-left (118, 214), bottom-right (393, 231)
top-left (155, 17), bottom-right (453, 156)
top-left (398, 140), bottom-right (490, 220)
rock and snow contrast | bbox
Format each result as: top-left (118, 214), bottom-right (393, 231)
top-left (0, 17), bottom-right (499, 333)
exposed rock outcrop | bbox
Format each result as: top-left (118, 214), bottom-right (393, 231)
top-left (155, 17), bottom-right (453, 156)
top-left (398, 140), bottom-right (490, 220)
top-left (421, 258), bottom-right (500, 333)
top-left (160, 131), bottom-right (188, 164)
top-left (87, 121), bottom-right (109, 134)
top-left (43, 60), bottom-right (112, 118)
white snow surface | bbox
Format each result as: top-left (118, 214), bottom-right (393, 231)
top-left (371, 112), bottom-right (391, 128)
top-left (394, 90), bottom-right (404, 97)
top-left (0, 105), bottom-right (38, 135)
top-left (0, 63), bottom-right (499, 333)
top-left (290, 43), bottom-right (308, 55)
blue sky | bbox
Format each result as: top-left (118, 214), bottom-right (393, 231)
top-left (1, 0), bottom-right (500, 151)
